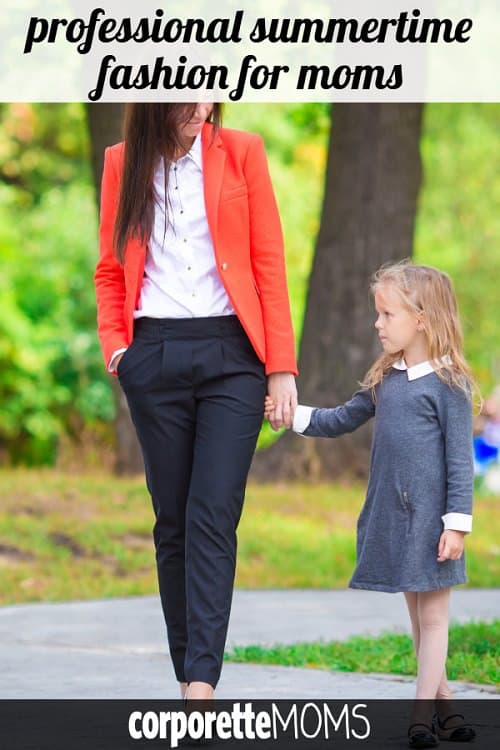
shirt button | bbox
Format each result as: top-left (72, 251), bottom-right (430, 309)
top-left (184, 239), bottom-right (187, 243)
top-left (187, 266), bottom-right (192, 271)
top-left (192, 292), bottom-right (196, 298)
top-left (180, 210), bottom-right (184, 214)
top-left (221, 262), bottom-right (228, 270)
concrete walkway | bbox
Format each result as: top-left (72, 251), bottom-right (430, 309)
top-left (0, 590), bottom-right (497, 699)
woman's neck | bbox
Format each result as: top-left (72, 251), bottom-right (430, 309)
top-left (172, 136), bottom-right (196, 162)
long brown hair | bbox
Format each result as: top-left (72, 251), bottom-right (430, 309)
top-left (361, 260), bottom-right (481, 409)
top-left (113, 103), bottom-right (223, 263)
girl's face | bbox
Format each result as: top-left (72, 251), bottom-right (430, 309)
top-left (374, 284), bottom-right (425, 357)
top-left (178, 102), bottom-right (213, 143)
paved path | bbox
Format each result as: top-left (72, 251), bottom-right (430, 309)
top-left (0, 590), bottom-right (497, 699)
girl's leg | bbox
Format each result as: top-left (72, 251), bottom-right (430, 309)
top-left (403, 592), bottom-right (420, 654)
top-left (415, 588), bottom-right (450, 699)
top-left (404, 592), bottom-right (453, 701)
top-left (404, 592), bottom-right (434, 733)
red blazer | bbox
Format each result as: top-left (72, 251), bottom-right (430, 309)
top-left (94, 122), bottom-right (298, 376)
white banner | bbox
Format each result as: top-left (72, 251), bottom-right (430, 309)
top-left (1, 0), bottom-right (499, 102)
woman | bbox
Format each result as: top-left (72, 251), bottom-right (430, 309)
top-left (94, 103), bottom-right (297, 699)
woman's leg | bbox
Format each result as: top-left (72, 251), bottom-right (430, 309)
top-left (120, 317), bottom-right (265, 694)
top-left (118, 333), bottom-right (197, 689)
top-left (183, 329), bottom-right (266, 690)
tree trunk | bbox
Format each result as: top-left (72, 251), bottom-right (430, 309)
top-left (86, 103), bottom-right (144, 476)
top-left (251, 103), bottom-right (424, 481)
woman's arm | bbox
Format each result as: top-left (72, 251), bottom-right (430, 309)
top-left (243, 134), bottom-right (297, 377)
top-left (93, 146), bottom-right (128, 373)
top-left (243, 134), bottom-right (298, 427)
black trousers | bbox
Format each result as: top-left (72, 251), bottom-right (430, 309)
top-left (117, 315), bottom-right (266, 688)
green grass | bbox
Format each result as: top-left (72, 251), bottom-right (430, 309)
top-left (0, 470), bottom-right (499, 604)
top-left (226, 620), bottom-right (500, 687)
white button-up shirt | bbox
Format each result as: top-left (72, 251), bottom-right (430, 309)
top-left (109, 132), bottom-right (234, 371)
top-left (135, 132), bottom-right (234, 320)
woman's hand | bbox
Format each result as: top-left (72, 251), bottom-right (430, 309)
top-left (266, 372), bottom-right (297, 431)
top-left (437, 529), bottom-right (465, 562)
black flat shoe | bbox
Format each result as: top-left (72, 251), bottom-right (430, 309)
top-left (434, 713), bottom-right (476, 742)
top-left (408, 722), bottom-right (439, 748)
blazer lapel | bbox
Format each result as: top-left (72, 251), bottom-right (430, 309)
top-left (202, 122), bottom-right (225, 247)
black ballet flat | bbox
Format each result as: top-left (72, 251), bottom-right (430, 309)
top-left (408, 722), bottom-right (439, 748)
top-left (434, 713), bottom-right (476, 742)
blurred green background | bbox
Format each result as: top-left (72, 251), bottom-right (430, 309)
top-left (0, 103), bottom-right (499, 607)
top-left (0, 103), bottom-right (499, 466)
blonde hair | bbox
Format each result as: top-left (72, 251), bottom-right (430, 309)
top-left (362, 260), bottom-right (481, 409)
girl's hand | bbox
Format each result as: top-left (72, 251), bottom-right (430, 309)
top-left (437, 529), bottom-right (465, 562)
top-left (264, 395), bottom-right (275, 420)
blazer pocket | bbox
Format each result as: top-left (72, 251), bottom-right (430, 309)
top-left (220, 185), bottom-right (248, 203)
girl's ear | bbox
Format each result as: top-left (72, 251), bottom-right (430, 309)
top-left (416, 311), bottom-right (426, 331)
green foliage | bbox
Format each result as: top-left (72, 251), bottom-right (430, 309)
top-left (0, 103), bottom-right (90, 206)
top-left (415, 104), bottom-right (500, 390)
top-left (0, 105), bottom-right (112, 463)
top-left (226, 620), bottom-right (500, 686)
top-left (0, 103), bottom-right (499, 463)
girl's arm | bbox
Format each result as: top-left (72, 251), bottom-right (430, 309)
top-left (437, 384), bottom-right (474, 533)
top-left (293, 389), bottom-right (375, 438)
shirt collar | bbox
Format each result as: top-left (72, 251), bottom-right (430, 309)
top-left (392, 355), bottom-right (452, 381)
top-left (176, 132), bottom-right (203, 172)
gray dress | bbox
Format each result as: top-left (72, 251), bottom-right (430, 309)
top-left (300, 367), bottom-right (473, 593)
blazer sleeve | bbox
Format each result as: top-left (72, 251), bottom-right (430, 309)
top-left (93, 146), bottom-right (128, 373)
top-left (243, 134), bottom-right (298, 375)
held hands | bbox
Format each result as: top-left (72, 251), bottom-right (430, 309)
top-left (265, 373), bottom-right (297, 431)
top-left (437, 529), bottom-right (466, 563)
top-left (264, 395), bottom-right (276, 419)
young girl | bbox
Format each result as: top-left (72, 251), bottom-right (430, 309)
top-left (265, 261), bottom-right (478, 748)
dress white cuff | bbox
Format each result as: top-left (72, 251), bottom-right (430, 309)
top-left (108, 347), bottom-right (128, 373)
top-left (441, 512), bottom-right (473, 533)
top-left (293, 405), bottom-right (314, 434)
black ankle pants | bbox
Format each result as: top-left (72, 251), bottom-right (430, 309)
top-left (117, 315), bottom-right (266, 688)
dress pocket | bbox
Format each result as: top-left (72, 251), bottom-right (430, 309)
top-left (402, 491), bottom-right (412, 513)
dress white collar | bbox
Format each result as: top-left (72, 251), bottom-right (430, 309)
top-left (392, 355), bottom-right (452, 381)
